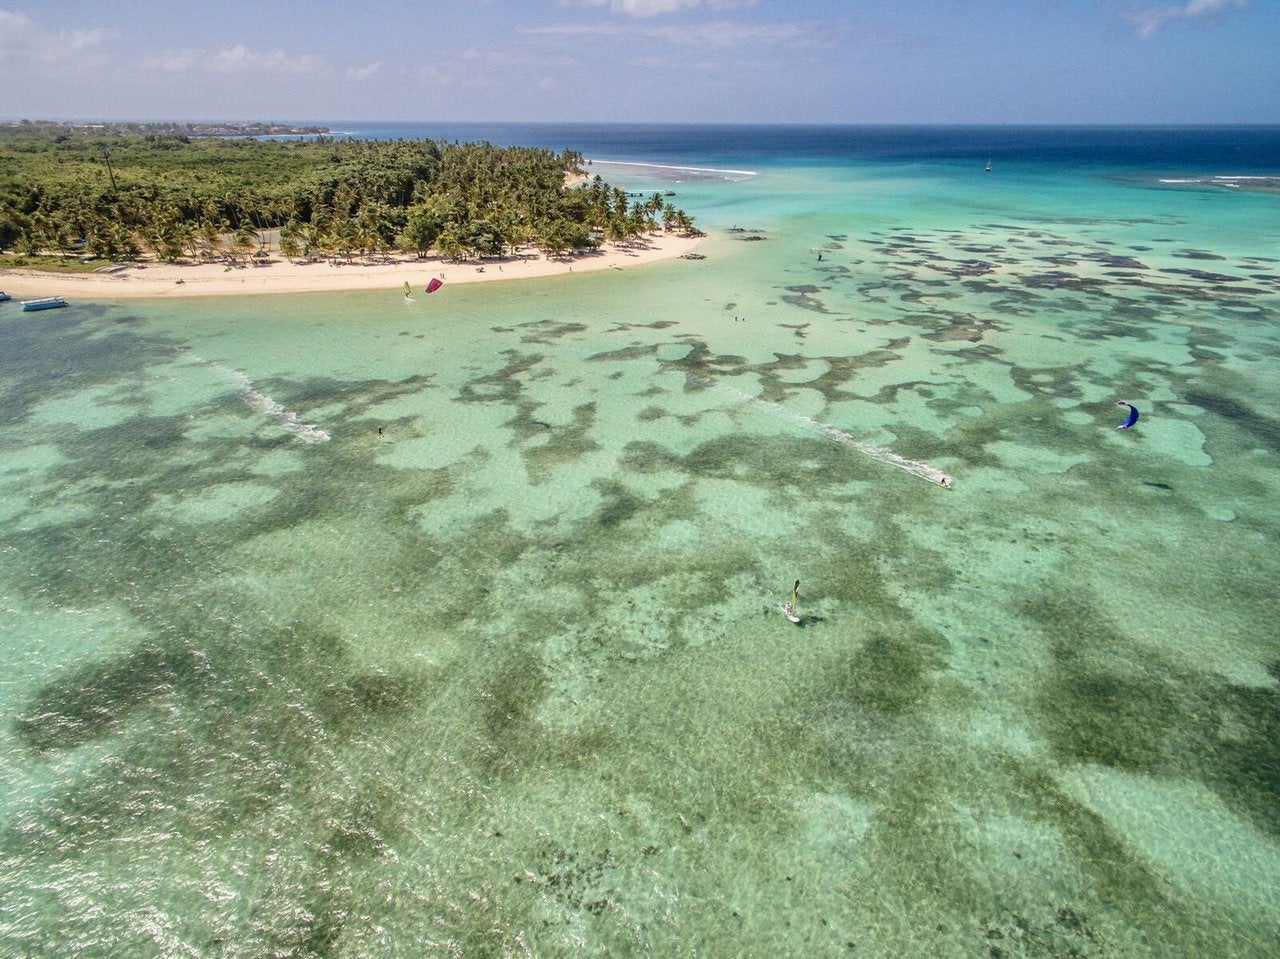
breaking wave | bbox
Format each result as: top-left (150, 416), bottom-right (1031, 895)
top-left (1158, 175), bottom-right (1280, 190)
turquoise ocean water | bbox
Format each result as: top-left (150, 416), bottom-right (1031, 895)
top-left (1, 125), bottom-right (1278, 957)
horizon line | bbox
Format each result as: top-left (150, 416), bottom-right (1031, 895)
top-left (5, 118), bottom-right (1280, 130)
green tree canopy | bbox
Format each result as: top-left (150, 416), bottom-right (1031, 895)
top-left (0, 125), bottom-right (699, 265)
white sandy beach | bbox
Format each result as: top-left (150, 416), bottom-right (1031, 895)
top-left (0, 232), bottom-right (705, 301)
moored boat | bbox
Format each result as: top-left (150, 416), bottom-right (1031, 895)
top-left (20, 296), bottom-right (68, 312)
top-left (0, 291), bottom-right (11, 302)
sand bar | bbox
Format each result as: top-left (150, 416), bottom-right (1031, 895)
top-left (0, 232), bottom-right (705, 301)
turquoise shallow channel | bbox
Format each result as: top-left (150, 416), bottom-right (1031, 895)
top-left (1, 125), bottom-right (1278, 958)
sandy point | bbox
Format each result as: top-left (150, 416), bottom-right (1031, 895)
top-left (0, 232), bottom-right (707, 302)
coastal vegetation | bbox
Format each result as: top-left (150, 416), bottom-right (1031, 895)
top-left (0, 124), bottom-right (699, 269)
top-left (0, 119), bottom-right (331, 139)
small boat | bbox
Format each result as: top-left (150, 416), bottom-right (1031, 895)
top-left (0, 291), bottom-right (11, 302)
top-left (783, 579), bottom-right (801, 624)
top-left (21, 296), bottom-right (68, 312)
top-left (985, 159), bottom-right (992, 172)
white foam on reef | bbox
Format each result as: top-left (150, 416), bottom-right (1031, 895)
top-left (588, 159), bottom-right (757, 179)
top-left (1158, 175), bottom-right (1280, 189)
top-left (691, 374), bottom-right (952, 486)
top-left (185, 351), bottom-right (330, 443)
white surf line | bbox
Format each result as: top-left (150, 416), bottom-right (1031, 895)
top-left (1159, 175), bottom-right (1277, 184)
top-left (180, 350), bottom-right (331, 443)
top-left (587, 158), bottom-right (757, 178)
top-left (689, 373), bottom-right (952, 486)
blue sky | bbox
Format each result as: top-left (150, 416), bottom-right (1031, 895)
top-left (1, 0), bottom-right (1275, 124)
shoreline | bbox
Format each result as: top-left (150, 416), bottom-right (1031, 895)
top-left (0, 232), bottom-right (706, 301)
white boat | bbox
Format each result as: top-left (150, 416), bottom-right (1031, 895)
top-left (21, 296), bottom-right (68, 312)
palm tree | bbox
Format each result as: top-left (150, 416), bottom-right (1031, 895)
top-left (19, 209), bottom-right (53, 255)
top-left (499, 214), bottom-right (529, 257)
top-left (232, 225), bottom-right (256, 261)
top-left (604, 214), bottom-right (630, 245)
top-left (293, 221), bottom-right (327, 260)
top-left (278, 220), bottom-right (303, 260)
top-left (142, 222), bottom-right (175, 262)
top-left (198, 218), bottom-right (226, 259)
top-left (434, 227), bottom-right (465, 261)
top-left (94, 222), bottom-right (139, 261)
top-left (355, 201), bottom-right (394, 257)
top-left (661, 201), bottom-right (678, 233)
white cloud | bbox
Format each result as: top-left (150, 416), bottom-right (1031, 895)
top-left (519, 17), bottom-right (818, 50)
top-left (1125, 0), bottom-right (1250, 38)
top-left (0, 8), bottom-right (113, 69)
top-left (559, 0), bottom-right (757, 17)
top-left (137, 41), bottom-right (330, 79)
top-left (645, 19), bottom-right (812, 49)
top-left (346, 62), bottom-right (383, 83)
top-left (210, 44), bottom-right (327, 76)
top-left (518, 22), bottom-right (628, 37)
top-left (147, 51), bottom-right (201, 73)
top-left (412, 63), bottom-right (456, 88)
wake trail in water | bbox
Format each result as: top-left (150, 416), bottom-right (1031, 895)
top-left (588, 159), bottom-right (757, 179)
top-left (689, 373), bottom-right (952, 486)
top-left (181, 350), bottom-right (331, 443)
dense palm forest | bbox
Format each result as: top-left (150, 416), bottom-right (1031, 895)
top-left (0, 126), bottom-right (699, 266)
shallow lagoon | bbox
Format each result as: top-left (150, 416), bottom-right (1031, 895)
top-left (1, 128), bottom-right (1278, 957)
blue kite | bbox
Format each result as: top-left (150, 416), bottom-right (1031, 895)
top-left (1115, 401), bottom-right (1139, 430)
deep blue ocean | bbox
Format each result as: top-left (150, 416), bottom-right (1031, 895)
top-left (327, 120), bottom-right (1280, 173)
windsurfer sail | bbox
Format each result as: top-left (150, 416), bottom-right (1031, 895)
top-left (403, 281), bottom-right (411, 298)
top-left (783, 580), bottom-right (801, 624)
top-left (1115, 401), bottom-right (1139, 430)
top-left (426, 277), bottom-right (443, 294)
